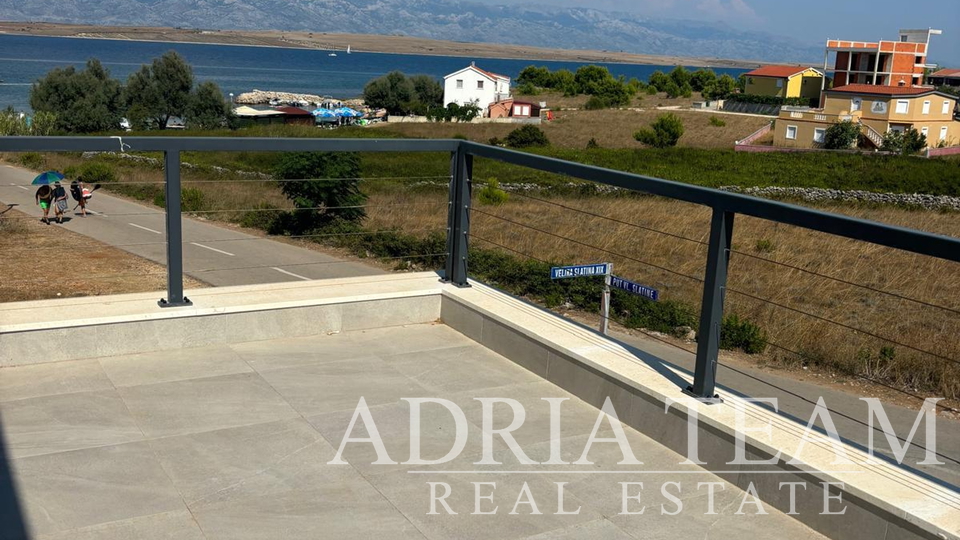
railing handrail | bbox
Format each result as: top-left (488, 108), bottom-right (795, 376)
top-left (461, 141), bottom-right (960, 264)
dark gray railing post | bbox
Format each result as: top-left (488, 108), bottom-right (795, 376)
top-left (687, 208), bottom-right (734, 400)
top-left (443, 145), bottom-right (472, 287)
top-left (158, 150), bottom-right (192, 307)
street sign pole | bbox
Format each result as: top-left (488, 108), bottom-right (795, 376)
top-left (600, 264), bottom-right (612, 335)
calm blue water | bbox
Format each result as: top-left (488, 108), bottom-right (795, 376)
top-left (0, 34), bottom-right (746, 112)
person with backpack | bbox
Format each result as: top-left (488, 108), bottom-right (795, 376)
top-left (70, 178), bottom-right (89, 217)
top-left (35, 184), bottom-right (53, 224)
top-left (51, 181), bottom-right (68, 224)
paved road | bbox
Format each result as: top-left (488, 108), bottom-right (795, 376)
top-left (0, 163), bottom-right (381, 286)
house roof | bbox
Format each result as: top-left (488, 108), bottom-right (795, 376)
top-left (744, 65), bottom-right (819, 78)
top-left (929, 68), bottom-right (960, 79)
top-left (274, 106), bottom-right (313, 116)
top-left (826, 84), bottom-right (950, 97)
top-left (233, 106), bottom-right (284, 117)
top-left (444, 64), bottom-right (510, 82)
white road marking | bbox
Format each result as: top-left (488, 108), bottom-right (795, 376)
top-left (272, 267), bottom-right (311, 281)
top-left (17, 186), bottom-right (28, 190)
top-left (128, 223), bottom-right (162, 235)
top-left (190, 242), bottom-right (235, 256)
top-left (86, 210), bottom-right (105, 216)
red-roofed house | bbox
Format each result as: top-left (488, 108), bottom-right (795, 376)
top-left (774, 84), bottom-right (959, 149)
top-left (928, 69), bottom-right (960, 88)
top-left (273, 106), bottom-right (315, 126)
top-left (743, 65), bottom-right (824, 101)
top-left (443, 62), bottom-right (511, 117)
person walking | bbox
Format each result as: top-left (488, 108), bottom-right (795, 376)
top-left (35, 184), bottom-right (53, 224)
top-left (70, 178), bottom-right (88, 217)
top-left (51, 181), bottom-right (68, 224)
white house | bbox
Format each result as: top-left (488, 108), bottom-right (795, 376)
top-left (443, 62), bottom-right (511, 116)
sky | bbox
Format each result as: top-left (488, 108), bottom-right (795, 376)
top-left (493, 0), bottom-right (960, 65)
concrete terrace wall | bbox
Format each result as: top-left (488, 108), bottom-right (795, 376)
top-left (387, 115), bottom-right (541, 125)
top-left (927, 145), bottom-right (960, 157)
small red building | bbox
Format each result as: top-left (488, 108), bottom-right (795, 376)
top-left (488, 99), bottom-right (542, 119)
top-left (274, 106), bottom-right (315, 126)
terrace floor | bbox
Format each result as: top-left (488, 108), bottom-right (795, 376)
top-left (0, 323), bottom-right (824, 540)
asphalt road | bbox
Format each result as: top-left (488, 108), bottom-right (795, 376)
top-left (0, 163), bottom-right (382, 286)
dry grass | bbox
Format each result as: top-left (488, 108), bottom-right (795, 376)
top-left (364, 189), bottom-right (960, 399)
top-left (378, 108), bottom-right (768, 149)
top-left (0, 207), bottom-right (205, 303)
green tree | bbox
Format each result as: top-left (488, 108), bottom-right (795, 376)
top-left (881, 128), bottom-right (928, 155)
top-left (663, 80), bottom-right (683, 98)
top-left (29, 58), bottom-right (122, 133)
top-left (551, 69), bottom-right (577, 95)
top-left (186, 81), bottom-right (233, 130)
top-left (409, 74), bottom-right (444, 110)
top-left (574, 65), bottom-right (613, 95)
top-left (690, 69), bottom-right (717, 92)
top-left (273, 152), bottom-right (367, 234)
top-left (702, 74), bottom-right (737, 101)
top-left (648, 70), bottom-right (670, 92)
top-left (634, 113), bottom-right (685, 148)
top-left (363, 71), bottom-right (415, 115)
top-left (669, 66), bottom-right (692, 91)
top-left (123, 51), bottom-right (194, 130)
top-left (736, 74), bottom-right (748, 93)
top-left (823, 120), bottom-right (861, 149)
top-left (517, 66), bottom-right (552, 87)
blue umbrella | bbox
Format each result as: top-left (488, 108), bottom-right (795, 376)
top-left (335, 107), bottom-right (363, 118)
top-left (32, 171), bottom-right (64, 185)
top-left (311, 108), bottom-right (336, 118)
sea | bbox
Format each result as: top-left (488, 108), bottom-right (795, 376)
top-left (0, 34), bottom-right (747, 112)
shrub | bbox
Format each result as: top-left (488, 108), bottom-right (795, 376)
top-left (16, 152), bottom-right (45, 170)
top-left (645, 86), bottom-right (658, 96)
top-left (881, 127), bottom-right (927, 155)
top-left (181, 187), bottom-right (205, 212)
top-left (708, 116), bottom-right (726, 127)
top-left (634, 113), bottom-right (684, 148)
top-left (754, 239), bottom-right (775, 253)
top-left (824, 120), bottom-right (861, 149)
top-left (273, 152), bottom-right (367, 234)
top-left (583, 96), bottom-right (608, 110)
top-left (586, 138), bottom-right (600, 149)
top-left (720, 314), bottom-right (768, 354)
top-left (477, 179), bottom-right (509, 206)
top-left (488, 137), bottom-right (504, 147)
top-left (78, 161), bottom-right (117, 184)
top-left (516, 82), bottom-right (539, 95)
top-left (505, 125), bottom-right (550, 148)
top-left (239, 203), bottom-right (281, 231)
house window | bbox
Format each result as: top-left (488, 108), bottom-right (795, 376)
top-left (916, 55), bottom-right (923, 64)
top-left (477, 80), bottom-right (484, 90)
top-left (851, 97), bottom-right (862, 112)
top-left (813, 128), bottom-right (826, 143)
top-left (895, 100), bottom-right (909, 114)
top-left (940, 126), bottom-right (949, 141)
top-left (920, 127), bottom-right (928, 138)
top-left (776, 79), bottom-right (783, 88)
top-left (786, 125), bottom-right (798, 140)
top-left (922, 100), bottom-right (930, 114)
top-left (944, 101), bottom-right (952, 115)
top-left (456, 79), bottom-right (463, 89)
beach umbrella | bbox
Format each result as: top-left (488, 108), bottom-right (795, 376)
top-left (31, 171), bottom-right (64, 185)
top-left (311, 108), bottom-right (336, 118)
top-left (335, 107), bottom-right (363, 118)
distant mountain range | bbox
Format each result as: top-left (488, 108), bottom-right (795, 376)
top-left (0, 0), bottom-right (822, 63)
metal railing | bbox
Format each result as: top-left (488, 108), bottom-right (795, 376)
top-left (3, 136), bottom-right (960, 403)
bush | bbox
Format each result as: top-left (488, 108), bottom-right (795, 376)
top-left (273, 152), bottom-right (367, 234)
top-left (754, 239), bottom-right (775, 253)
top-left (720, 314), bottom-right (768, 354)
top-left (634, 113), bottom-right (684, 148)
top-left (708, 116), bottom-right (726, 127)
top-left (881, 128), bottom-right (927, 155)
top-left (16, 152), bottom-right (45, 170)
top-left (823, 120), bottom-right (861, 149)
top-left (516, 82), bottom-right (539, 95)
top-left (488, 137), bottom-right (505, 147)
top-left (477, 178), bottom-right (509, 206)
top-left (505, 125), bottom-right (550, 148)
top-left (78, 161), bottom-right (117, 184)
top-left (239, 203), bottom-right (282, 231)
top-left (583, 96), bottom-right (608, 110)
top-left (586, 138), bottom-right (600, 149)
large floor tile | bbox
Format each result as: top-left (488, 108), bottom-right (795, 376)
top-left (35, 510), bottom-right (205, 540)
top-left (190, 481), bottom-right (426, 540)
top-left (343, 323), bottom-right (474, 357)
top-left (0, 389), bottom-right (143, 459)
top-left (230, 332), bottom-right (372, 372)
top-left (258, 356), bottom-right (429, 416)
top-left (521, 519), bottom-right (634, 540)
top-left (0, 359), bottom-right (114, 403)
top-left (118, 372), bottom-right (298, 438)
top-left (11, 441), bottom-right (184, 537)
top-left (367, 467), bottom-right (601, 540)
top-left (149, 418), bottom-right (360, 505)
top-left (381, 344), bottom-right (542, 394)
top-left (99, 345), bottom-right (252, 387)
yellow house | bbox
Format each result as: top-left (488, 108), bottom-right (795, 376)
top-left (743, 65), bottom-right (824, 101)
top-left (773, 84), bottom-right (960, 149)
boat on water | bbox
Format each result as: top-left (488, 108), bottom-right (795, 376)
top-left (328, 45), bottom-right (351, 57)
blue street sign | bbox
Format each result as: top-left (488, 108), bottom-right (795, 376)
top-left (550, 263), bottom-right (611, 280)
top-left (610, 276), bottom-right (659, 301)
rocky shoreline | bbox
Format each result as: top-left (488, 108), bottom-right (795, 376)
top-left (235, 89), bottom-right (364, 107)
